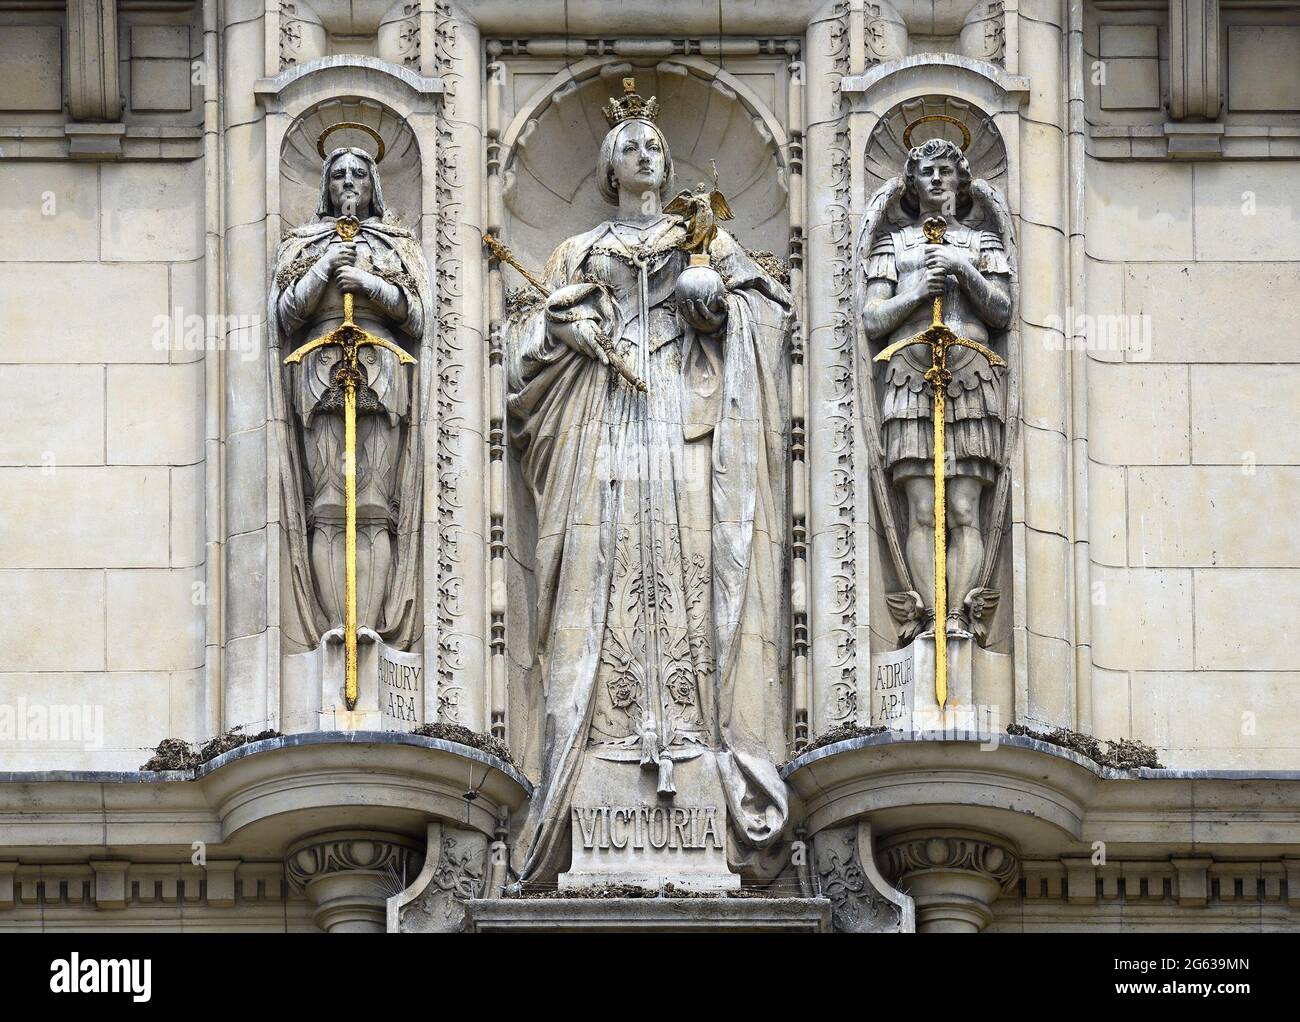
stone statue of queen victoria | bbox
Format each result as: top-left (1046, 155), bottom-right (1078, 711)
top-left (506, 80), bottom-right (796, 884)
top-left (269, 137), bottom-right (432, 654)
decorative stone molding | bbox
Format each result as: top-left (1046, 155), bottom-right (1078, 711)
top-left (811, 820), bottom-right (915, 932)
top-left (1168, 0), bottom-right (1222, 122)
top-left (67, 0), bottom-right (122, 122)
top-left (880, 829), bottom-right (1019, 932)
top-left (388, 820), bottom-right (489, 932)
top-left (287, 831), bottom-right (422, 932)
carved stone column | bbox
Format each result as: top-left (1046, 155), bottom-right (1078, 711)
top-left (879, 830), bottom-right (1019, 933)
top-left (286, 831), bottom-right (422, 933)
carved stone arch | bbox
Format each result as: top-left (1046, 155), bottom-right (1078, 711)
top-left (496, 57), bottom-right (793, 277)
top-left (257, 56), bottom-right (443, 236)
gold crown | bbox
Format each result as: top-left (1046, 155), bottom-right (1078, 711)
top-left (602, 77), bottom-right (660, 127)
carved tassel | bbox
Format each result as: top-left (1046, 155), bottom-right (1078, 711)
top-left (657, 756), bottom-right (676, 798)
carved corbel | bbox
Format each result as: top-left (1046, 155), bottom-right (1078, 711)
top-left (1168, 0), bottom-right (1221, 121)
top-left (67, 0), bottom-right (122, 121)
top-left (812, 821), bottom-right (915, 932)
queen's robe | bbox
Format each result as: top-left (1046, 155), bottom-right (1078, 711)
top-left (506, 215), bottom-right (795, 881)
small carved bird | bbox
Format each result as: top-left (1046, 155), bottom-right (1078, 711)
top-left (665, 160), bottom-right (734, 256)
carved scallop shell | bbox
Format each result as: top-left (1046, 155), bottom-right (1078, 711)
top-left (279, 97), bottom-right (423, 233)
top-left (500, 62), bottom-right (790, 278)
top-left (863, 94), bottom-right (1008, 203)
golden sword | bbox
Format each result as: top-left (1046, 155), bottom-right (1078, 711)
top-left (873, 216), bottom-right (1005, 710)
top-left (283, 213), bottom-right (416, 711)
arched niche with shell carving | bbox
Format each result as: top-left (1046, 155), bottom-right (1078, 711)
top-left (255, 56), bottom-right (444, 729)
top-left (494, 60), bottom-right (796, 296)
top-left (278, 99), bottom-right (425, 237)
top-left (857, 94), bottom-right (1017, 659)
top-left (484, 55), bottom-right (803, 771)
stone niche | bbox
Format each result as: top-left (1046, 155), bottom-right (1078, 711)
top-left (489, 53), bottom-right (801, 788)
top-left (255, 57), bottom-right (442, 736)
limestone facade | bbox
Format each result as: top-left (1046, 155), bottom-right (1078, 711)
top-left (0, 0), bottom-right (1298, 932)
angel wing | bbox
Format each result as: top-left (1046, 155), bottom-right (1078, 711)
top-left (709, 190), bottom-right (734, 221)
top-left (663, 190), bottom-right (695, 217)
top-left (851, 176), bottom-right (920, 630)
top-left (967, 179), bottom-right (1020, 602)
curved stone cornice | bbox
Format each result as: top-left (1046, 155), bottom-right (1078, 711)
top-left (254, 55), bottom-right (444, 115)
top-left (782, 732), bottom-right (1300, 859)
top-left (839, 53), bottom-right (1030, 109)
top-left (0, 734), bottom-right (531, 862)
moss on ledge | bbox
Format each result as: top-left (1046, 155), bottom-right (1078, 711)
top-left (410, 721), bottom-right (516, 767)
top-left (518, 883), bottom-right (765, 900)
top-left (141, 727), bottom-right (283, 771)
top-left (1007, 724), bottom-right (1163, 770)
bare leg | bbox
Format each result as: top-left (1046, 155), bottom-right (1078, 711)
top-left (946, 476), bottom-right (986, 633)
top-left (902, 476), bottom-right (936, 625)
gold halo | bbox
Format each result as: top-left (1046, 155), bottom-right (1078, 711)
top-left (902, 114), bottom-right (972, 153)
top-left (316, 121), bottom-right (386, 163)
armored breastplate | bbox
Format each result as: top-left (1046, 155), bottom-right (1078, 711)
top-left (891, 225), bottom-right (992, 375)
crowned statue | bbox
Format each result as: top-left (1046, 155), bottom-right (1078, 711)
top-left (505, 80), bottom-right (796, 884)
top-left (269, 126), bottom-right (432, 654)
top-left (855, 131), bottom-right (1018, 646)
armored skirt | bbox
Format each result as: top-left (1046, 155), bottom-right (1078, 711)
top-left (866, 224), bottom-right (1010, 485)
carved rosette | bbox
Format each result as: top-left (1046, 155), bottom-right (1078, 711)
top-left (286, 831), bottom-right (423, 932)
top-left (879, 830), bottom-right (1019, 932)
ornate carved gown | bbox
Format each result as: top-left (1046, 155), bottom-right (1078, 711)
top-left (507, 215), bottom-right (795, 880)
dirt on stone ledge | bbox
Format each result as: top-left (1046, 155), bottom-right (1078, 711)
top-left (141, 727), bottom-right (283, 772)
top-left (1007, 723), bottom-right (1163, 770)
top-left (411, 722), bottom-right (516, 767)
top-left (781, 723), bottom-right (889, 767)
top-left (520, 883), bottom-right (765, 900)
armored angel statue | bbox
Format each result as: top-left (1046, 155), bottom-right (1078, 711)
top-left (505, 80), bottom-right (796, 883)
top-left (269, 130), bottom-right (432, 653)
top-left (854, 133), bottom-right (1019, 644)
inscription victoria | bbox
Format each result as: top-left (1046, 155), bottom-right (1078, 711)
top-left (571, 805), bottom-right (725, 852)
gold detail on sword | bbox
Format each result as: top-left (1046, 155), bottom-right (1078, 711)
top-left (283, 214), bottom-right (415, 710)
top-left (482, 233), bottom-right (647, 392)
top-left (873, 216), bottom-right (1004, 709)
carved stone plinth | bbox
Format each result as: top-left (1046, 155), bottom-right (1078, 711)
top-left (463, 897), bottom-right (832, 933)
top-left (879, 830), bottom-right (1019, 933)
top-left (286, 831), bottom-right (422, 932)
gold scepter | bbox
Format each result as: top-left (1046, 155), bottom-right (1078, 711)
top-left (283, 206), bottom-right (416, 711)
top-left (483, 233), bottom-right (646, 392)
top-left (872, 216), bottom-right (1005, 710)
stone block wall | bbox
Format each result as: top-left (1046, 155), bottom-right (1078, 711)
top-left (1083, 3), bottom-right (1300, 768)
